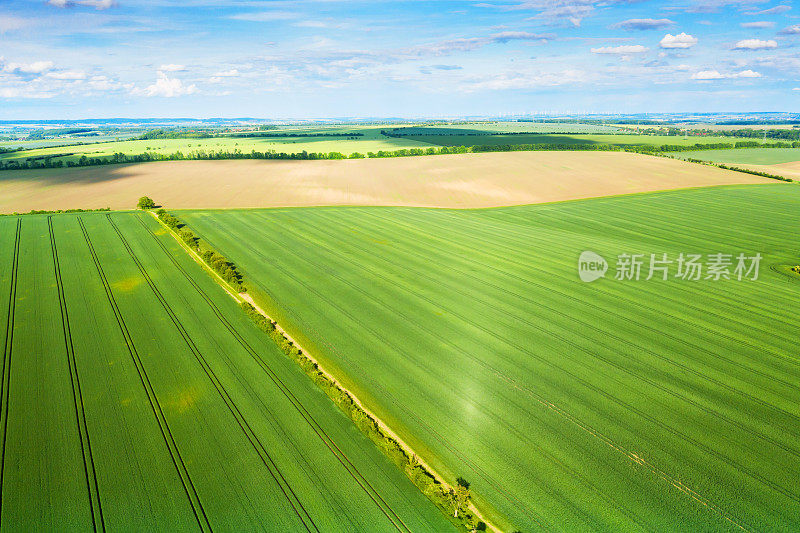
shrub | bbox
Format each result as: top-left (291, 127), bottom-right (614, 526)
top-left (137, 196), bottom-right (156, 209)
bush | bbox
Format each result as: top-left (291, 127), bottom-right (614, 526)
top-left (137, 196), bottom-right (156, 209)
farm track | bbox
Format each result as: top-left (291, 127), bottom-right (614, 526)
top-left (47, 217), bottom-right (105, 532)
top-left (76, 217), bottom-right (212, 533)
top-left (105, 215), bottom-right (319, 533)
top-left (134, 213), bottom-right (412, 533)
top-left (0, 219), bottom-right (21, 525)
top-left (213, 212), bottom-right (761, 530)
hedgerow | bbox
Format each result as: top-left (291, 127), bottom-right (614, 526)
top-left (156, 209), bottom-right (246, 292)
top-left (238, 301), bottom-right (484, 531)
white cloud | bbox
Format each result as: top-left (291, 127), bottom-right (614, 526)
top-left (779, 25), bottom-right (800, 35)
top-left (740, 21), bottom-right (774, 29)
top-left (733, 39), bottom-right (777, 50)
top-left (692, 70), bottom-right (725, 80)
top-left (2, 60), bottom-right (55, 75)
top-left (46, 70), bottom-right (86, 80)
top-left (214, 69), bottom-right (240, 77)
top-left (733, 69), bottom-right (761, 78)
top-left (611, 18), bottom-right (674, 31)
top-left (691, 69), bottom-right (762, 80)
top-left (590, 45), bottom-right (648, 54)
top-left (131, 72), bottom-right (197, 97)
top-left (159, 64), bottom-right (186, 72)
top-left (660, 33), bottom-right (698, 49)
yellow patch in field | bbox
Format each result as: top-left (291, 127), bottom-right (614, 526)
top-left (153, 228), bottom-right (166, 236)
top-left (120, 397), bottom-right (131, 407)
top-left (111, 277), bottom-right (142, 292)
top-left (168, 386), bottom-right (202, 414)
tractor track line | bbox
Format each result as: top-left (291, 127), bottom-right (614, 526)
top-left (107, 215), bottom-right (318, 533)
top-left (48, 216), bottom-right (105, 532)
top-left (0, 219), bottom-right (21, 526)
top-left (195, 215), bottom-right (551, 532)
top-left (135, 214), bottom-right (411, 533)
top-left (77, 216), bottom-right (212, 533)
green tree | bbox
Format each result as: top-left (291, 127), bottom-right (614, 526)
top-left (452, 477), bottom-right (471, 518)
top-left (137, 196), bottom-right (156, 209)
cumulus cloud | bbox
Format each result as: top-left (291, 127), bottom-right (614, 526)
top-left (740, 21), bottom-right (774, 29)
top-left (691, 69), bottom-right (762, 79)
top-left (660, 33), bottom-right (698, 49)
top-left (780, 25), bottom-right (800, 35)
top-left (612, 18), bottom-right (673, 31)
top-left (159, 64), bottom-right (186, 72)
top-left (2, 60), bottom-right (55, 75)
top-left (691, 69), bottom-right (725, 80)
top-left (733, 38), bottom-right (777, 50)
top-left (590, 44), bottom-right (648, 54)
top-left (131, 72), bottom-right (197, 97)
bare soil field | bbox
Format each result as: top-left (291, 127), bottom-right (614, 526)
top-left (741, 161), bottom-right (800, 181)
top-left (0, 151), bottom-right (775, 212)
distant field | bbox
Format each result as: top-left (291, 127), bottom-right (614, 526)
top-left (0, 212), bottom-right (453, 531)
top-left (0, 151), bottom-right (774, 213)
top-left (397, 130), bottom-right (735, 147)
top-left (1, 122), bottom-right (740, 164)
top-left (181, 184), bottom-right (800, 531)
top-left (676, 148), bottom-right (800, 165)
top-left (0, 128), bottom-right (430, 163)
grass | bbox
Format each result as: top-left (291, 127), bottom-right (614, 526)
top-left (676, 148), bottom-right (800, 165)
top-left (180, 183), bottom-right (800, 532)
top-left (0, 211), bottom-right (454, 531)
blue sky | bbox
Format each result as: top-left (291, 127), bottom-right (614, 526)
top-left (0, 0), bottom-right (798, 118)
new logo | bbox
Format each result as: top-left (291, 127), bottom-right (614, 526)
top-left (578, 251), bottom-right (608, 282)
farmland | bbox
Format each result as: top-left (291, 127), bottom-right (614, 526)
top-left (180, 183), bottom-right (800, 531)
top-left (676, 148), bottom-right (800, 166)
top-left (0, 212), bottom-right (454, 531)
top-left (0, 151), bottom-right (774, 213)
top-left (0, 122), bottom-right (741, 166)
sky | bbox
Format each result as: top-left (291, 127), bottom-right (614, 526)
top-left (0, 0), bottom-right (799, 118)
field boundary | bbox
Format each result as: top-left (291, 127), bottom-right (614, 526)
top-left (148, 210), bottom-right (499, 532)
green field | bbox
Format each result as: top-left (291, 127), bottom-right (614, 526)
top-left (676, 148), bottom-right (800, 165)
top-left (397, 130), bottom-right (735, 148)
top-left (0, 122), bottom-right (742, 165)
top-left (181, 184), bottom-right (800, 531)
top-left (0, 212), bottom-right (454, 531)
